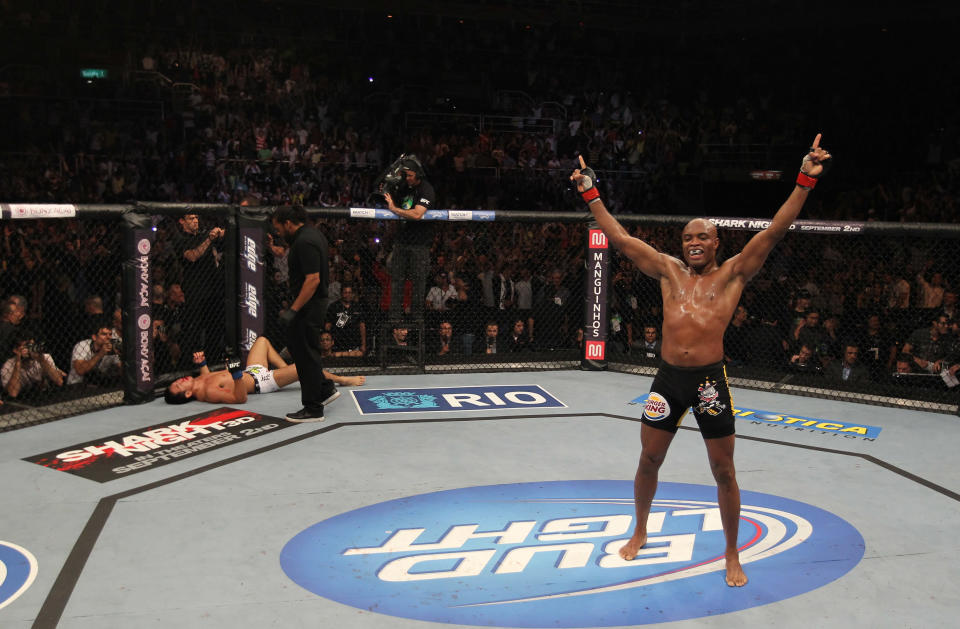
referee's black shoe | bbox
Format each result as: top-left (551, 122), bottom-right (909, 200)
top-left (285, 407), bottom-right (325, 422)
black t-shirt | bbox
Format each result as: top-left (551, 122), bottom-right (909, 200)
top-left (288, 224), bottom-right (329, 321)
top-left (174, 230), bottom-right (219, 298)
top-left (325, 300), bottom-right (366, 350)
top-left (393, 178), bottom-right (436, 245)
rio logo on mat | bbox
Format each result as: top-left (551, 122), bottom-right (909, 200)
top-left (281, 480), bottom-right (864, 627)
top-left (351, 385), bottom-right (565, 414)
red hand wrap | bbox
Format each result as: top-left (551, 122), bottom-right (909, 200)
top-left (796, 172), bottom-right (818, 189)
top-left (581, 187), bottom-right (601, 204)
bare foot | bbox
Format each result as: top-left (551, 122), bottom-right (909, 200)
top-left (342, 375), bottom-right (366, 386)
top-left (724, 550), bottom-right (747, 586)
top-left (618, 533), bottom-right (647, 561)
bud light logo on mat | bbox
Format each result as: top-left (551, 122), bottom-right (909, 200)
top-left (281, 480), bottom-right (864, 627)
top-left (0, 541), bottom-right (38, 611)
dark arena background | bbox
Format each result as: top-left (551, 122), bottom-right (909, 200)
top-left (0, 2), bottom-right (958, 628)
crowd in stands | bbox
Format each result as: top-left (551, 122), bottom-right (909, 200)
top-left (2, 3), bottom-right (960, 408)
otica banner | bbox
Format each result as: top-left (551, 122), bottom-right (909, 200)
top-left (281, 480), bottom-right (864, 627)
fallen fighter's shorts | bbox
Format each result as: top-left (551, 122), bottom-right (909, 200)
top-left (244, 364), bottom-right (280, 394)
top-left (640, 361), bottom-right (735, 439)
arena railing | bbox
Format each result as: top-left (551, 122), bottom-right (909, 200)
top-left (0, 202), bottom-right (956, 432)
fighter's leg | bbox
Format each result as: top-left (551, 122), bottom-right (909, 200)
top-left (246, 336), bottom-right (270, 366)
top-left (703, 434), bottom-right (747, 586)
top-left (271, 364), bottom-right (300, 388)
top-left (323, 371), bottom-right (365, 386)
top-left (620, 423), bottom-right (675, 561)
top-left (261, 337), bottom-right (288, 368)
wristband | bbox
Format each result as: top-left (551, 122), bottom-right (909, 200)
top-left (581, 187), bottom-right (601, 204)
top-left (232, 370), bottom-right (243, 380)
top-left (197, 360), bottom-right (207, 367)
top-left (796, 172), bottom-right (818, 189)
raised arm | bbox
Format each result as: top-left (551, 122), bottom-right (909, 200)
top-left (730, 134), bottom-right (832, 282)
top-left (571, 156), bottom-right (673, 279)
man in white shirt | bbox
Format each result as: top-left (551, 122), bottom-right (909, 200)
top-left (67, 319), bottom-right (122, 386)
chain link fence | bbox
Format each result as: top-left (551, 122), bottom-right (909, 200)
top-left (2, 206), bottom-right (957, 432)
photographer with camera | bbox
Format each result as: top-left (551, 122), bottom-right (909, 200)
top-left (379, 154), bottom-right (436, 324)
top-left (1, 331), bottom-right (64, 399)
top-left (66, 317), bottom-right (122, 386)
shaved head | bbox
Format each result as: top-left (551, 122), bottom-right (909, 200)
top-left (683, 218), bottom-right (718, 238)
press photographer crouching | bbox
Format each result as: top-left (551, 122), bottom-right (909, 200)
top-left (1, 331), bottom-right (65, 399)
top-left (66, 316), bottom-right (123, 387)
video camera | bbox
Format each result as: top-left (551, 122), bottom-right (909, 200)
top-left (373, 153), bottom-right (425, 198)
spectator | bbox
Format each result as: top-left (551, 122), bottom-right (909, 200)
top-left (325, 284), bottom-right (367, 356)
top-left (788, 344), bottom-right (823, 376)
top-left (1, 331), bottom-right (64, 399)
top-left (425, 271), bottom-right (459, 327)
top-left (723, 305), bottom-right (752, 367)
top-left (856, 313), bottom-right (897, 381)
top-left (319, 331), bottom-right (363, 358)
top-left (902, 315), bottom-right (952, 374)
top-left (916, 268), bottom-right (945, 312)
top-left (824, 344), bottom-right (870, 384)
top-left (504, 318), bottom-right (531, 353)
top-left (66, 317), bottom-right (122, 386)
top-left (534, 268), bottom-right (572, 350)
top-left (493, 262), bottom-right (517, 328)
top-left (474, 321), bottom-right (500, 355)
top-left (0, 298), bottom-right (26, 359)
top-left (173, 213), bottom-right (226, 361)
top-left (428, 320), bottom-right (460, 356)
top-left (388, 326), bottom-right (410, 347)
top-left (793, 309), bottom-right (831, 357)
top-left (632, 323), bottom-right (662, 360)
top-left (937, 290), bottom-right (958, 323)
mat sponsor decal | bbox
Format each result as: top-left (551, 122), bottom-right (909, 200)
top-left (281, 480), bottom-right (864, 627)
top-left (24, 407), bottom-right (291, 482)
top-left (352, 385), bottom-right (565, 414)
top-left (630, 394), bottom-right (881, 440)
top-left (0, 541), bottom-right (38, 611)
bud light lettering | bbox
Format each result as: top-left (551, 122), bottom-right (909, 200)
top-left (281, 481), bottom-right (865, 627)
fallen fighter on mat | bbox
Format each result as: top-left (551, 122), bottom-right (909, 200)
top-left (164, 335), bottom-right (365, 404)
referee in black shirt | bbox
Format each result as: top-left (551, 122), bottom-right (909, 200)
top-left (271, 205), bottom-right (338, 421)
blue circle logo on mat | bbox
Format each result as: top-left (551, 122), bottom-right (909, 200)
top-left (0, 541), bottom-right (38, 611)
top-left (281, 481), bottom-right (864, 627)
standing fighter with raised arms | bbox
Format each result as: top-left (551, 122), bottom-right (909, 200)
top-left (571, 134), bottom-right (832, 587)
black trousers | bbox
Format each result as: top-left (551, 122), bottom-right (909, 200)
top-left (285, 301), bottom-right (333, 410)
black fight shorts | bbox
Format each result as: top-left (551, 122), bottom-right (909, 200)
top-left (640, 361), bottom-right (735, 439)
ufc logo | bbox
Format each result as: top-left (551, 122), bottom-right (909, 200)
top-left (585, 341), bottom-right (605, 360)
top-left (588, 230), bottom-right (608, 249)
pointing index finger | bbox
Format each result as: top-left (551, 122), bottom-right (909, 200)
top-left (579, 155), bottom-right (586, 168)
top-left (811, 133), bottom-right (821, 150)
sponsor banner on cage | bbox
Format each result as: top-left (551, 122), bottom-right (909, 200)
top-left (349, 207), bottom-right (495, 221)
top-left (352, 385), bottom-right (565, 414)
top-left (281, 480), bottom-right (865, 627)
top-left (129, 228), bottom-right (155, 393)
top-left (4, 203), bottom-right (77, 219)
top-left (584, 229), bottom-right (610, 340)
top-left (24, 408), bottom-right (293, 482)
top-left (629, 394), bottom-right (882, 440)
top-left (706, 217), bottom-right (864, 233)
top-left (239, 227), bottom-right (264, 353)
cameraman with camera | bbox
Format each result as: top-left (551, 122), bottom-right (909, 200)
top-left (379, 154), bottom-right (436, 324)
top-left (66, 317), bottom-right (122, 386)
top-left (2, 331), bottom-right (64, 399)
